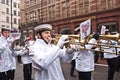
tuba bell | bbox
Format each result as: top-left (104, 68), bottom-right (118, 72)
top-left (11, 39), bottom-right (26, 51)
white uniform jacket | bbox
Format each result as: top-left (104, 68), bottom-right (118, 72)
top-left (13, 40), bottom-right (35, 64)
top-left (102, 40), bottom-right (118, 59)
top-left (14, 47), bottom-right (31, 64)
top-left (0, 35), bottom-right (16, 72)
top-left (29, 39), bottom-right (73, 80)
top-left (76, 38), bottom-right (97, 72)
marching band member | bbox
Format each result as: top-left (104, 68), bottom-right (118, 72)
top-left (0, 27), bottom-right (16, 80)
top-left (75, 33), bottom-right (99, 80)
top-left (29, 24), bottom-right (77, 80)
top-left (102, 31), bottom-right (119, 80)
top-left (13, 38), bottom-right (34, 80)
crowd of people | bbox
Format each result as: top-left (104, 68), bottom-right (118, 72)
top-left (0, 24), bottom-right (120, 80)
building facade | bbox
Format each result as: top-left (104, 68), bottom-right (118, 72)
top-left (0, 0), bottom-right (20, 32)
top-left (20, 0), bottom-right (120, 38)
top-left (20, 0), bottom-right (42, 38)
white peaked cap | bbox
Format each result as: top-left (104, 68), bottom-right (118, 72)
top-left (34, 24), bottom-right (52, 32)
top-left (1, 26), bottom-right (11, 31)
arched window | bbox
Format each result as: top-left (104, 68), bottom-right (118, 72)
top-left (97, 21), bottom-right (118, 34)
top-left (59, 28), bottom-right (71, 34)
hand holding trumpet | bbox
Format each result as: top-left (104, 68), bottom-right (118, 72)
top-left (57, 35), bottom-right (69, 49)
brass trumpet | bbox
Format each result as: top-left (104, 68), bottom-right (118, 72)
top-left (51, 34), bottom-right (80, 48)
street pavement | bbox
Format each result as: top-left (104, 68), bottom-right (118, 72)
top-left (15, 62), bottom-right (120, 80)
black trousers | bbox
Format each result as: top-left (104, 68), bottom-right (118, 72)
top-left (70, 59), bottom-right (76, 76)
top-left (23, 63), bottom-right (32, 80)
top-left (78, 71), bottom-right (92, 80)
top-left (94, 52), bottom-right (99, 63)
top-left (0, 69), bottom-right (15, 80)
top-left (106, 57), bottom-right (119, 80)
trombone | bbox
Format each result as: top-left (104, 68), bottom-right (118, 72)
top-left (51, 34), bottom-right (120, 55)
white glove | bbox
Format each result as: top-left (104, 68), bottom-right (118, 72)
top-left (66, 44), bottom-right (81, 54)
top-left (57, 35), bottom-right (69, 48)
top-left (70, 44), bottom-right (81, 51)
top-left (66, 48), bottom-right (77, 54)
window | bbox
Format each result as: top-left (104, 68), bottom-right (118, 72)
top-left (13, 2), bottom-right (17, 8)
top-left (14, 10), bottom-right (17, 16)
top-left (59, 28), bottom-right (71, 34)
top-left (100, 0), bottom-right (107, 10)
top-left (25, 13), bottom-right (28, 23)
top-left (84, 1), bottom-right (89, 14)
top-left (14, 18), bottom-right (17, 24)
top-left (30, 11), bottom-right (34, 20)
top-left (1, 0), bottom-right (5, 4)
top-left (6, 0), bottom-right (9, 5)
top-left (77, 0), bottom-right (84, 15)
top-left (6, 16), bottom-right (9, 23)
top-left (48, 0), bottom-right (55, 4)
top-left (2, 25), bottom-right (5, 27)
top-left (30, 0), bottom-right (33, 5)
top-left (48, 5), bottom-right (55, 20)
top-left (66, 1), bottom-right (70, 17)
top-left (18, 19), bottom-right (20, 25)
top-left (6, 8), bottom-right (9, 14)
top-left (98, 22), bottom-right (118, 34)
top-left (108, 0), bottom-right (113, 9)
top-left (62, 2), bottom-right (66, 18)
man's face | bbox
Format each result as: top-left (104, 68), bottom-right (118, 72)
top-left (2, 30), bottom-right (10, 38)
top-left (41, 31), bottom-right (51, 43)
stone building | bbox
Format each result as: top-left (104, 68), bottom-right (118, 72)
top-left (20, 0), bottom-right (120, 38)
top-left (0, 0), bottom-right (20, 32)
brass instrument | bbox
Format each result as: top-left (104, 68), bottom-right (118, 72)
top-left (51, 34), bottom-right (80, 48)
top-left (80, 33), bottom-right (120, 43)
top-left (51, 34), bottom-right (120, 55)
top-left (11, 39), bottom-right (30, 64)
top-left (11, 39), bottom-right (26, 51)
top-left (99, 34), bottom-right (120, 41)
top-left (80, 34), bottom-right (120, 55)
top-left (11, 38), bottom-right (30, 53)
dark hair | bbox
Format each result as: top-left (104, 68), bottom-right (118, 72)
top-left (93, 33), bottom-right (99, 40)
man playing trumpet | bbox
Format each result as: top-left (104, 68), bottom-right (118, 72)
top-left (29, 24), bottom-right (77, 80)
